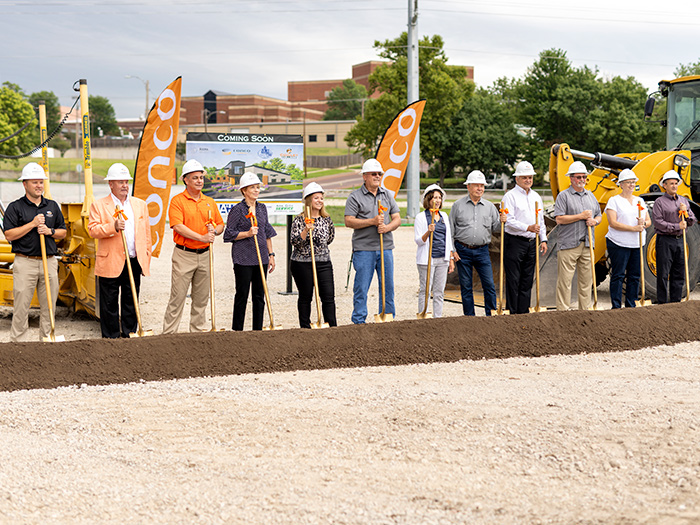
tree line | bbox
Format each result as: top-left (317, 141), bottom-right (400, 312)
top-left (332, 34), bottom-right (699, 186)
top-left (0, 82), bottom-right (120, 161)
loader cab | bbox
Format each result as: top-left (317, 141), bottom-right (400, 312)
top-left (655, 76), bottom-right (700, 200)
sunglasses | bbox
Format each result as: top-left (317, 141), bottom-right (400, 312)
top-left (570, 175), bottom-right (587, 180)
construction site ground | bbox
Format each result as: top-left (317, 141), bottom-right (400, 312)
top-left (0, 226), bottom-right (699, 523)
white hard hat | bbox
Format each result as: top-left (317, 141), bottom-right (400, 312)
top-left (361, 158), bottom-right (384, 174)
top-left (513, 161), bottom-right (536, 177)
top-left (661, 170), bottom-right (681, 183)
top-left (422, 183), bottom-right (446, 200)
top-left (19, 162), bottom-right (48, 181)
top-left (617, 169), bottom-right (638, 184)
top-left (182, 159), bottom-right (205, 177)
top-left (105, 163), bottom-right (133, 181)
top-left (239, 172), bottom-right (262, 190)
top-left (566, 161), bottom-right (588, 176)
top-left (302, 182), bottom-right (325, 200)
top-left (464, 170), bottom-right (486, 185)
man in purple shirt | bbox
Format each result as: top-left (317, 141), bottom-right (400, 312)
top-left (652, 170), bottom-right (696, 303)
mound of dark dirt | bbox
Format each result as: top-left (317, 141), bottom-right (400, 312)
top-left (1, 302), bottom-right (699, 392)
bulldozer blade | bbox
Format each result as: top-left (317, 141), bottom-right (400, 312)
top-left (42, 334), bottom-right (66, 342)
top-left (374, 312), bottom-right (394, 323)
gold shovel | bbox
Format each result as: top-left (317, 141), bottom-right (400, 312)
top-left (39, 233), bottom-right (65, 342)
top-left (306, 206), bottom-right (329, 329)
top-left (530, 203), bottom-right (543, 313)
top-left (207, 211), bottom-right (223, 331)
top-left (247, 206), bottom-right (283, 330)
top-left (495, 202), bottom-right (509, 316)
top-left (681, 208), bottom-right (691, 302)
top-left (636, 203), bottom-right (651, 306)
top-left (588, 224), bottom-right (600, 310)
top-left (417, 210), bottom-right (436, 319)
top-left (374, 199), bottom-right (394, 323)
top-left (115, 205), bottom-right (153, 337)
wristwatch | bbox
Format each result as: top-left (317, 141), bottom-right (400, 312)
top-left (269, 252), bottom-right (275, 257)
top-left (50, 228), bottom-right (55, 237)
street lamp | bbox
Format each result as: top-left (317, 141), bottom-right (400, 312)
top-left (125, 75), bottom-right (150, 120)
top-left (202, 109), bottom-right (225, 134)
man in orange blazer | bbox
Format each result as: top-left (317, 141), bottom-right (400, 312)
top-left (88, 163), bottom-right (152, 338)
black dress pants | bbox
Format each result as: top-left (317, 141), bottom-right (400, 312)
top-left (232, 263), bottom-right (267, 331)
top-left (290, 260), bottom-right (337, 328)
top-left (656, 235), bottom-right (685, 303)
top-left (503, 233), bottom-right (536, 314)
top-left (98, 257), bottom-right (141, 338)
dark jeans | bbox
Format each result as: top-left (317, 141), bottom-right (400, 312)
top-left (232, 263), bottom-right (267, 331)
top-left (290, 260), bottom-right (337, 328)
top-left (607, 239), bottom-right (640, 308)
top-left (656, 235), bottom-right (685, 304)
top-left (503, 233), bottom-right (536, 314)
top-left (98, 257), bottom-right (141, 338)
top-left (455, 243), bottom-right (497, 316)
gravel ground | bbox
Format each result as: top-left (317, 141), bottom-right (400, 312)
top-left (1, 226), bottom-right (699, 522)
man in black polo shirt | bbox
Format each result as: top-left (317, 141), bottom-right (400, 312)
top-left (3, 162), bottom-right (66, 342)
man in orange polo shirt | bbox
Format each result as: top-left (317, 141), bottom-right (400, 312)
top-left (162, 159), bottom-right (224, 333)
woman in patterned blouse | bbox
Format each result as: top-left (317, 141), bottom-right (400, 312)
top-left (223, 173), bottom-right (277, 330)
top-left (290, 182), bottom-right (337, 327)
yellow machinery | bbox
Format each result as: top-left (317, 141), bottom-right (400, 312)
top-left (0, 79), bottom-right (98, 316)
top-left (544, 75), bottom-right (700, 303)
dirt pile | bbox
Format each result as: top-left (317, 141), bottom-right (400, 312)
top-left (1, 301), bottom-right (698, 392)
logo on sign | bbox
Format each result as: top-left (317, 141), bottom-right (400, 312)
top-left (258, 146), bottom-right (273, 159)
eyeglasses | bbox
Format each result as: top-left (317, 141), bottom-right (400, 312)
top-left (570, 175), bottom-right (587, 180)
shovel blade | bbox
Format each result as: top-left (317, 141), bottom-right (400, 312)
top-left (373, 312), bottom-right (394, 323)
top-left (129, 329), bottom-right (154, 338)
top-left (636, 299), bottom-right (652, 307)
top-left (263, 324), bottom-right (284, 331)
top-left (416, 312), bottom-right (433, 319)
top-left (42, 334), bottom-right (66, 342)
top-left (493, 310), bottom-right (509, 316)
top-left (311, 322), bottom-right (330, 329)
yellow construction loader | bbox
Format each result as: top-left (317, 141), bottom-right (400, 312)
top-left (0, 80), bottom-right (99, 316)
top-left (543, 75), bottom-right (700, 303)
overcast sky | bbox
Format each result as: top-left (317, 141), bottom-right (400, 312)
top-left (3, 0), bottom-right (700, 120)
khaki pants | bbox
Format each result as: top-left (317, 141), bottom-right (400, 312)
top-left (556, 242), bottom-right (592, 311)
top-left (11, 255), bottom-right (59, 342)
top-left (162, 247), bottom-right (211, 334)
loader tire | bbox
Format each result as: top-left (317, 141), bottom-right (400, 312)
top-left (642, 221), bottom-right (700, 302)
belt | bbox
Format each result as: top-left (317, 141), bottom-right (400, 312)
top-left (505, 233), bottom-right (535, 242)
top-left (15, 253), bottom-right (46, 260)
top-left (456, 240), bottom-right (487, 250)
top-left (660, 234), bottom-right (683, 239)
top-left (175, 244), bottom-right (210, 254)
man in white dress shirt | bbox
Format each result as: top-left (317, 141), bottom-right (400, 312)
top-left (501, 161), bottom-right (548, 314)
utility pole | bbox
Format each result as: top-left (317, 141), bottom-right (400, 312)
top-left (406, 0), bottom-right (420, 218)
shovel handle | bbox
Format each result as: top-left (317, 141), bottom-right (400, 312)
top-left (116, 205), bottom-right (146, 336)
top-left (39, 234), bottom-right (57, 337)
top-left (588, 224), bottom-right (598, 308)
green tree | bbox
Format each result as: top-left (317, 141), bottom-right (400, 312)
top-left (0, 86), bottom-right (37, 162)
top-left (675, 59), bottom-right (700, 77)
top-left (88, 95), bottom-right (119, 137)
top-left (432, 90), bottom-right (522, 186)
top-left (28, 90), bottom-right (61, 134)
top-left (324, 79), bottom-right (367, 121)
top-left (345, 33), bottom-right (474, 176)
top-left (494, 48), bottom-right (664, 173)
